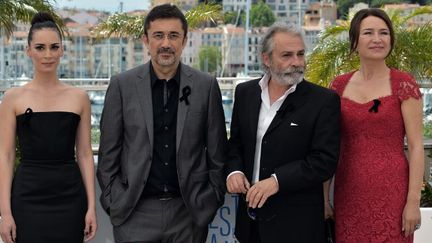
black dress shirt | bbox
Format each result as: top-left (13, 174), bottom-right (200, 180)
top-left (142, 63), bottom-right (180, 196)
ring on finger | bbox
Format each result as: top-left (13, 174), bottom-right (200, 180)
top-left (414, 224), bottom-right (421, 230)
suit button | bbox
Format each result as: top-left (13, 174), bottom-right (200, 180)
top-left (263, 141), bottom-right (267, 144)
top-left (262, 167), bottom-right (267, 171)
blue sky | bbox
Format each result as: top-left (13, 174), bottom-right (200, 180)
top-left (54, 0), bottom-right (150, 13)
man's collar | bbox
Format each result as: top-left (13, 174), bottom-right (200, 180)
top-left (150, 61), bottom-right (181, 87)
top-left (258, 73), bottom-right (300, 94)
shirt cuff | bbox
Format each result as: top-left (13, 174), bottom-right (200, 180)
top-left (271, 173), bottom-right (278, 185)
top-left (226, 171), bottom-right (245, 181)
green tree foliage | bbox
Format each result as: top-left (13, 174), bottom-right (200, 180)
top-left (240, 1), bottom-right (276, 27)
top-left (249, 1), bottom-right (276, 27)
top-left (306, 6), bottom-right (432, 87)
top-left (223, 11), bottom-right (239, 25)
top-left (336, 0), bottom-right (358, 19)
top-left (421, 181), bottom-right (432, 207)
top-left (370, 0), bottom-right (403, 7)
top-left (410, 0), bottom-right (432, 4)
top-left (94, 3), bottom-right (222, 38)
top-left (185, 3), bottom-right (222, 29)
top-left (0, 0), bottom-right (64, 38)
top-left (198, 46), bottom-right (221, 75)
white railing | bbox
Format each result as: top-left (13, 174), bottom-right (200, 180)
top-left (0, 76), bottom-right (258, 92)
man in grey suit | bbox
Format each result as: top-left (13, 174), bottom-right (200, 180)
top-left (97, 4), bottom-right (227, 243)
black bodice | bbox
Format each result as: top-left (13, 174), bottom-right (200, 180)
top-left (16, 109), bottom-right (80, 161)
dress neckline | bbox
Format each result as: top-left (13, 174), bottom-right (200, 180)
top-left (16, 110), bottom-right (80, 118)
top-left (341, 95), bottom-right (395, 106)
top-left (340, 68), bottom-right (396, 106)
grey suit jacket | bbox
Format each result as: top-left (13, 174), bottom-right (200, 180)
top-left (97, 62), bottom-right (227, 227)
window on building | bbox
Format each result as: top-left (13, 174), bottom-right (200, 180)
top-left (95, 47), bottom-right (101, 56)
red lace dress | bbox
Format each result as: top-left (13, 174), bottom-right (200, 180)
top-left (330, 69), bottom-right (422, 243)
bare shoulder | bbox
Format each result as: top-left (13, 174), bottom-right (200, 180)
top-left (0, 87), bottom-right (28, 117)
top-left (63, 84), bottom-right (89, 100)
top-left (1, 87), bottom-right (24, 106)
top-left (3, 86), bottom-right (24, 98)
top-left (57, 85), bottom-right (90, 115)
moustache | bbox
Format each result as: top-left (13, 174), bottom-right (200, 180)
top-left (282, 67), bottom-right (304, 75)
top-left (157, 48), bottom-right (175, 54)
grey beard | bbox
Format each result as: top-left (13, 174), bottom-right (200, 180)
top-left (270, 67), bottom-right (304, 86)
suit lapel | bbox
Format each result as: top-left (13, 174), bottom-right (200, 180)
top-left (135, 62), bottom-right (154, 150)
top-left (265, 80), bottom-right (309, 135)
top-left (249, 81), bottom-right (262, 137)
top-left (176, 64), bottom-right (193, 153)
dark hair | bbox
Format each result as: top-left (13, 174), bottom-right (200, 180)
top-left (144, 4), bottom-right (188, 37)
top-left (349, 8), bottom-right (394, 56)
top-left (28, 12), bottom-right (62, 45)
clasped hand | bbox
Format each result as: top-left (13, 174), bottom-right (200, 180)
top-left (227, 173), bottom-right (279, 208)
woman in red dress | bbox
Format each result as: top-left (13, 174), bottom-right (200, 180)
top-left (327, 8), bottom-right (424, 242)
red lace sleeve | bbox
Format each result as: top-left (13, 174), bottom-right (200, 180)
top-left (330, 73), bottom-right (351, 96)
top-left (395, 70), bottom-right (422, 101)
top-left (329, 79), bottom-right (338, 91)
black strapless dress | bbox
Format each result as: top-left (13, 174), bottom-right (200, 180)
top-left (11, 109), bottom-right (87, 243)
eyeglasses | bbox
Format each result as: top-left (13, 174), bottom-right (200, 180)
top-left (242, 194), bottom-right (276, 222)
top-left (151, 32), bottom-right (182, 41)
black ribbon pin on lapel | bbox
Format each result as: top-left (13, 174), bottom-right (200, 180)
top-left (180, 86), bottom-right (191, 105)
top-left (368, 99), bottom-right (381, 113)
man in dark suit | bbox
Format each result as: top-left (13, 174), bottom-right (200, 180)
top-left (97, 4), bottom-right (227, 243)
top-left (226, 23), bottom-right (340, 243)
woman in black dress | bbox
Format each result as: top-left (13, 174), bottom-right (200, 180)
top-left (0, 12), bottom-right (97, 243)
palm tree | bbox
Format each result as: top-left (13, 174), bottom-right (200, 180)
top-left (306, 6), bottom-right (432, 87)
top-left (93, 3), bottom-right (222, 38)
top-left (0, 0), bottom-right (64, 38)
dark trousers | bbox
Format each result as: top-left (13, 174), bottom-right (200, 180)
top-left (113, 197), bottom-right (208, 243)
top-left (247, 221), bottom-right (261, 243)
